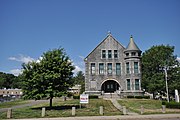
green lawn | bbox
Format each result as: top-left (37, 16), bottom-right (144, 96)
top-left (118, 99), bottom-right (180, 114)
top-left (0, 99), bottom-right (29, 109)
top-left (0, 98), bottom-right (121, 119)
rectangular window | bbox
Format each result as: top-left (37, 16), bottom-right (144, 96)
top-left (99, 63), bottom-right (104, 75)
top-left (134, 62), bottom-right (138, 73)
top-left (131, 52), bottom-right (136, 56)
top-left (114, 50), bottom-right (118, 58)
top-left (107, 63), bottom-right (112, 75)
top-left (102, 50), bottom-right (106, 58)
top-left (126, 62), bottom-right (130, 74)
top-left (108, 50), bottom-right (112, 58)
top-left (127, 79), bottom-right (131, 90)
top-left (91, 63), bottom-right (95, 75)
top-left (116, 63), bottom-right (121, 75)
top-left (135, 79), bottom-right (140, 90)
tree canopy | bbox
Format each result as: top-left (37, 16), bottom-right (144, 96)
top-left (142, 45), bottom-right (180, 96)
top-left (22, 48), bottom-right (75, 107)
top-left (72, 71), bottom-right (85, 94)
top-left (0, 72), bottom-right (22, 89)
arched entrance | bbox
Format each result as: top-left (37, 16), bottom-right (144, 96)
top-left (101, 80), bottom-right (120, 93)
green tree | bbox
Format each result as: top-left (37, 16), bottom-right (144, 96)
top-left (142, 45), bottom-right (180, 96)
top-left (73, 71), bottom-right (85, 94)
top-left (0, 72), bottom-right (21, 89)
top-left (22, 48), bottom-right (75, 108)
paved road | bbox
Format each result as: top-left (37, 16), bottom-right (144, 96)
top-left (7, 114), bottom-right (180, 120)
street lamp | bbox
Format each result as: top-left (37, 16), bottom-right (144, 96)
top-left (164, 66), bottom-right (169, 102)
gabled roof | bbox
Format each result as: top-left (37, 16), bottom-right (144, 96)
top-left (84, 33), bottom-right (125, 60)
top-left (125, 35), bottom-right (141, 52)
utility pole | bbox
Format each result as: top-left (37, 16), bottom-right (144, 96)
top-left (164, 66), bottom-right (169, 102)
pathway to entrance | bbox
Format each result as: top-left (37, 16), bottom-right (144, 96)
top-left (110, 98), bottom-right (138, 115)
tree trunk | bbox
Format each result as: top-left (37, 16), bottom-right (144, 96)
top-left (50, 97), bottom-right (53, 109)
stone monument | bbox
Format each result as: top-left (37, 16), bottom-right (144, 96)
top-left (175, 89), bottom-right (179, 103)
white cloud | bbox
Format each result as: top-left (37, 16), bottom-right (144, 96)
top-left (177, 57), bottom-right (180, 62)
top-left (9, 54), bottom-right (35, 64)
top-left (10, 69), bottom-right (22, 76)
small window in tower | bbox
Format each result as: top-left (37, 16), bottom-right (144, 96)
top-left (126, 53), bottom-right (129, 57)
top-left (131, 52), bottom-right (136, 56)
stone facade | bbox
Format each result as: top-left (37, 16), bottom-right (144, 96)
top-left (84, 33), bottom-right (143, 96)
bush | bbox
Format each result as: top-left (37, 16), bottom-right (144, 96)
top-left (73, 95), bottom-right (80, 99)
top-left (127, 96), bottom-right (150, 99)
top-left (73, 95), bottom-right (99, 99)
top-left (127, 96), bottom-right (134, 98)
top-left (66, 92), bottom-right (74, 97)
top-left (89, 95), bottom-right (99, 99)
top-left (162, 101), bottom-right (180, 109)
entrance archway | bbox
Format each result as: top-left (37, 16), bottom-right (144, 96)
top-left (101, 80), bottom-right (120, 93)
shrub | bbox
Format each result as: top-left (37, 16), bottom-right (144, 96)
top-left (127, 96), bottom-right (150, 99)
top-left (73, 95), bottom-right (80, 99)
top-left (66, 92), bottom-right (74, 97)
top-left (162, 101), bottom-right (180, 109)
top-left (89, 95), bottom-right (99, 99)
top-left (127, 96), bottom-right (134, 98)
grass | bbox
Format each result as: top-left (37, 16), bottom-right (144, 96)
top-left (0, 98), bottom-right (121, 119)
top-left (0, 99), bottom-right (29, 109)
top-left (118, 99), bottom-right (180, 114)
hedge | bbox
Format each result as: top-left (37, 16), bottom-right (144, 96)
top-left (127, 96), bottom-right (150, 99)
top-left (73, 95), bottom-right (99, 99)
top-left (162, 101), bottom-right (180, 109)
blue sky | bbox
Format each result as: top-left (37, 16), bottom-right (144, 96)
top-left (0, 0), bottom-right (180, 76)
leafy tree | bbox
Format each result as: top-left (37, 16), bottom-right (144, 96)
top-left (72, 71), bottom-right (85, 94)
top-left (0, 72), bottom-right (21, 89)
top-left (22, 48), bottom-right (75, 108)
top-left (142, 45), bottom-right (180, 97)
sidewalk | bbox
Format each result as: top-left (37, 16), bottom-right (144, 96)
top-left (8, 114), bottom-right (180, 120)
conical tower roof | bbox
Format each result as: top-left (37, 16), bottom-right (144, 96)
top-left (125, 35), bottom-right (141, 52)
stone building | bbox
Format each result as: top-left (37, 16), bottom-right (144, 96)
top-left (84, 33), bottom-right (143, 96)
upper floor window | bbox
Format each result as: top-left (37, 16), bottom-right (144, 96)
top-left (107, 63), bottom-right (112, 75)
top-left (114, 50), bottom-right (118, 58)
top-left (99, 63), bottom-right (104, 75)
top-left (126, 53), bottom-right (129, 57)
top-left (102, 50), bottom-right (106, 58)
top-left (131, 52), bottom-right (136, 56)
top-left (108, 50), bottom-right (112, 58)
top-left (116, 63), bottom-right (121, 75)
top-left (126, 62), bottom-right (130, 74)
top-left (91, 63), bottom-right (96, 75)
top-left (134, 62), bottom-right (138, 73)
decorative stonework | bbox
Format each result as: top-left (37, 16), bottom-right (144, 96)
top-left (84, 33), bottom-right (143, 96)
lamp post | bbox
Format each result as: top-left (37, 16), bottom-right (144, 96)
top-left (164, 66), bottom-right (169, 102)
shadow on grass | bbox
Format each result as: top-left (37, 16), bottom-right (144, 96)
top-left (31, 105), bottom-right (85, 110)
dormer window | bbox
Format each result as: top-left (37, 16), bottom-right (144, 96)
top-left (108, 50), bottom-right (112, 58)
top-left (102, 50), bottom-right (106, 58)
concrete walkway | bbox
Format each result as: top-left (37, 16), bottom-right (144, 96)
top-left (7, 114), bottom-right (180, 120)
top-left (107, 98), bottom-right (138, 115)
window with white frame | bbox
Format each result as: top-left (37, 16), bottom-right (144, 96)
top-left (99, 63), bottom-right (104, 75)
top-left (91, 63), bottom-right (96, 75)
top-left (107, 63), bottom-right (112, 75)
top-left (116, 63), bottom-right (121, 75)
